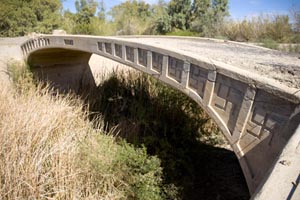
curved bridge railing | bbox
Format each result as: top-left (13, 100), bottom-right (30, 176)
top-left (21, 35), bottom-right (300, 197)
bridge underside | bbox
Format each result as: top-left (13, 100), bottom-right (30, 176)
top-left (28, 48), bottom-right (95, 93)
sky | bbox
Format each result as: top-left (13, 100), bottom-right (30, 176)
top-left (63, 0), bottom-right (300, 20)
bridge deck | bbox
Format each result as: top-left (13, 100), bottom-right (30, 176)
top-left (116, 36), bottom-right (300, 89)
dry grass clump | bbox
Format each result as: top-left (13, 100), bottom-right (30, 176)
top-left (0, 70), bottom-right (165, 200)
top-left (222, 14), bottom-right (294, 43)
top-left (0, 80), bottom-right (85, 199)
top-left (0, 78), bottom-right (110, 199)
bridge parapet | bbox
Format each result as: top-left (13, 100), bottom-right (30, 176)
top-left (21, 35), bottom-right (300, 197)
top-left (21, 37), bottom-right (50, 55)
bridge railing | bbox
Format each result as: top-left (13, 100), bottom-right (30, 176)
top-left (21, 37), bottom-right (50, 56)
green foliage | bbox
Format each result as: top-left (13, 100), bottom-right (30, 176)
top-left (88, 72), bottom-right (249, 199)
top-left (78, 132), bottom-right (169, 200)
top-left (166, 29), bottom-right (198, 36)
top-left (152, 1), bottom-right (172, 34)
top-left (264, 15), bottom-right (291, 42)
top-left (221, 14), bottom-right (294, 42)
top-left (98, 0), bottom-right (106, 20)
top-left (109, 0), bottom-right (152, 35)
top-left (0, 1), bottom-right (35, 36)
top-left (61, 11), bottom-right (76, 34)
top-left (32, 0), bottom-right (62, 33)
top-left (288, 44), bottom-right (300, 53)
top-left (261, 38), bottom-right (279, 50)
top-left (168, 0), bottom-right (191, 30)
top-left (290, 5), bottom-right (300, 33)
top-left (85, 72), bottom-right (250, 199)
top-left (0, 0), bottom-right (61, 36)
top-left (291, 33), bottom-right (300, 43)
top-left (73, 0), bottom-right (98, 34)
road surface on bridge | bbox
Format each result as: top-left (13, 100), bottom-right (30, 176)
top-left (116, 36), bottom-right (300, 89)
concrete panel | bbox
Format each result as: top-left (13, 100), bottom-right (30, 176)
top-left (188, 64), bottom-right (208, 98)
top-left (168, 56), bottom-right (184, 83)
top-left (138, 48), bottom-right (147, 67)
top-left (211, 74), bottom-right (248, 135)
top-left (239, 90), bottom-right (300, 193)
top-left (152, 52), bottom-right (163, 73)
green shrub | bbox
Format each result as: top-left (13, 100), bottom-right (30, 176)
top-left (221, 21), bottom-right (241, 41)
top-left (166, 29), bottom-right (198, 36)
top-left (221, 15), bottom-right (294, 43)
top-left (261, 38), bottom-right (279, 50)
top-left (288, 44), bottom-right (300, 53)
top-left (87, 71), bottom-right (232, 199)
top-left (78, 133), bottom-right (169, 200)
top-left (291, 33), bottom-right (300, 43)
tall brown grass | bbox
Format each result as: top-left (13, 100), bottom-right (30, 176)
top-left (0, 63), bottom-right (166, 199)
top-left (222, 14), bottom-right (294, 43)
top-left (0, 79), bottom-right (118, 199)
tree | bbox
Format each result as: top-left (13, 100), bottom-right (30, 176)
top-left (190, 0), bottom-right (211, 34)
top-left (290, 4), bottom-right (300, 33)
top-left (110, 0), bottom-right (152, 35)
top-left (211, 0), bottom-right (229, 26)
top-left (0, 0), bottom-right (62, 37)
top-left (32, 0), bottom-right (62, 33)
top-left (154, 0), bottom-right (172, 34)
top-left (267, 15), bottom-right (292, 42)
top-left (167, 0), bottom-right (191, 30)
top-left (190, 0), bottom-right (229, 37)
top-left (98, 0), bottom-right (106, 21)
top-left (73, 0), bottom-right (98, 34)
top-left (75, 0), bottom-right (97, 24)
top-left (191, 0), bottom-right (210, 21)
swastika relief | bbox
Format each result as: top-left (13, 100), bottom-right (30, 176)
top-left (168, 56), bottom-right (184, 83)
top-left (126, 46), bottom-right (134, 62)
top-left (211, 74), bottom-right (248, 134)
top-left (138, 48), bottom-right (147, 67)
top-left (152, 52), bottom-right (163, 73)
top-left (188, 64), bottom-right (208, 98)
top-left (239, 90), bottom-right (293, 153)
top-left (105, 43), bottom-right (112, 54)
top-left (115, 44), bottom-right (122, 58)
top-left (246, 108), bottom-right (287, 140)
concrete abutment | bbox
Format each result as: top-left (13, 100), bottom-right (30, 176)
top-left (28, 48), bottom-right (96, 93)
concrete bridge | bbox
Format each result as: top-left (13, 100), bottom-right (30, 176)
top-left (21, 35), bottom-right (300, 199)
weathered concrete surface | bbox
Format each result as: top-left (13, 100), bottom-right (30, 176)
top-left (0, 37), bottom-right (27, 83)
top-left (120, 36), bottom-right (300, 89)
top-left (21, 35), bottom-right (300, 199)
top-left (28, 48), bottom-right (95, 93)
top-left (251, 124), bottom-right (300, 200)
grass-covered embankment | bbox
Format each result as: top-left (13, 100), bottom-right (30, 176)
top-left (0, 63), bottom-right (170, 199)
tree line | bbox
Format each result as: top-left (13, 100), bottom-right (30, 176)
top-left (0, 0), bottom-right (299, 44)
top-left (60, 0), bottom-right (229, 37)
